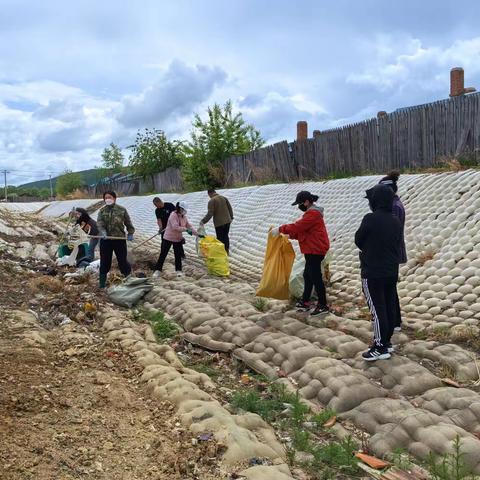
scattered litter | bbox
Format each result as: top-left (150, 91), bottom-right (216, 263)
top-left (198, 432), bottom-right (214, 442)
top-left (323, 415), bottom-right (337, 428)
top-left (59, 315), bottom-right (72, 326)
top-left (355, 452), bottom-right (391, 469)
top-left (442, 378), bottom-right (461, 388)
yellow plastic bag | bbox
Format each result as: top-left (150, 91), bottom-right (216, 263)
top-left (256, 232), bottom-right (295, 300)
top-left (199, 235), bottom-right (230, 277)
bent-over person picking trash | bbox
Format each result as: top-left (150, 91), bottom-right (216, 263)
top-left (200, 189), bottom-right (234, 254)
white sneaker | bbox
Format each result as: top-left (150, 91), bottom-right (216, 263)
top-left (394, 326), bottom-right (402, 332)
top-left (152, 270), bottom-right (162, 278)
top-left (176, 271), bottom-right (184, 277)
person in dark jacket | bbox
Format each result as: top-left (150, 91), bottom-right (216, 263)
top-left (379, 171), bottom-right (406, 332)
top-left (97, 191), bottom-right (135, 288)
top-left (74, 207), bottom-right (99, 261)
top-left (200, 189), bottom-right (234, 254)
top-left (153, 197), bottom-right (175, 233)
top-left (355, 184), bottom-right (401, 361)
top-left (272, 191), bottom-right (330, 316)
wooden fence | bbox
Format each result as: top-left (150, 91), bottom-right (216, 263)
top-left (152, 167), bottom-right (184, 193)
top-left (224, 92), bottom-right (480, 184)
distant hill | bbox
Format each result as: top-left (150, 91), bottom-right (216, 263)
top-left (19, 169), bottom-right (111, 190)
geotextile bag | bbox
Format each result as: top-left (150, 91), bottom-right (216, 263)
top-left (256, 232), bottom-right (295, 300)
top-left (107, 276), bottom-right (154, 308)
top-left (199, 235), bottom-right (230, 277)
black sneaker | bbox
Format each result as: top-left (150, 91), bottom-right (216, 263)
top-left (362, 346), bottom-right (391, 361)
top-left (295, 300), bottom-right (311, 312)
top-left (310, 305), bottom-right (330, 316)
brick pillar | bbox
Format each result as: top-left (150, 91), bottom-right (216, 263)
top-left (450, 67), bottom-right (465, 97)
top-left (297, 121), bottom-right (308, 141)
top-left (313, 130), bottom-right (321, 138)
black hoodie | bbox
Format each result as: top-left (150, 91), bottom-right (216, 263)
top-left (355, 184), bottom-right (401, 279)
top-left (75, 208), bottom-right (99, 236)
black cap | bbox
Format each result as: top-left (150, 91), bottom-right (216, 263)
top-left (292, 190), bottom-right (315, 206)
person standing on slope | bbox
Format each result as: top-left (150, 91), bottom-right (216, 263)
top-left (152, 197), bottom-right (185, 259)
top-left (153, 201), bottom-right (198, 278)
top-left (97, 191), bottom-right (135, 288)
top-left (355, 184), bottom-right (401, 361)
top-left (200, 189), bottom-right (234, 254)
top-left (271, 191), bottom-right (330, 316)
top-left (379, 171), bottom-right (407, 332)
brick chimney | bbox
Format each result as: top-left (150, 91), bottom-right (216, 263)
top-left (450, 67), bottom-right (465, 97)
top-left (297, 121), bottom-right (308, 141)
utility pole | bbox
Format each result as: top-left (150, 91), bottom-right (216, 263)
top-left (2, 170), bottom-right (8, 202)
top-left (49, 174), bottom-right (53, 199)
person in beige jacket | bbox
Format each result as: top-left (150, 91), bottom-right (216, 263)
top-left (200, 189), bottom-right (234, 254)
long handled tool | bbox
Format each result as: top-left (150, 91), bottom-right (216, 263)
top-left (88, 235), bottom-right (127, 240)
top-left (132, 232), bottom-right (160, 251)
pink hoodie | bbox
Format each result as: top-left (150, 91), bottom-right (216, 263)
top-left (163, 211), bottom-right (197, 242)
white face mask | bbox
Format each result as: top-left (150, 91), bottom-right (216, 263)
top-left (105, 199), bottom-right (114, 206)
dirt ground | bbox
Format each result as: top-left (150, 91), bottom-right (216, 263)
top-left (0, 222), bottom-right (224, 480)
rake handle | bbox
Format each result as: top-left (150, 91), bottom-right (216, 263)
top-left (88, 235), bottom-right (127, 240)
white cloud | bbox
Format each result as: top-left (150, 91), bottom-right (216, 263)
top-left (118, 60), bottom-right (227, 128)
top-left (347, 37), bottom-right (480, 93)
top-left (239, 91), bottom-right (329, 142)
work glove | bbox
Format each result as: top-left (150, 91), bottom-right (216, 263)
top-left (270, 227), bottom-right (280, 237)
top-left (158, 228), bottom-right (164, 235)
top-left (100, 231), bottom-right (107, 240)
top-left (186, 228), bottom-right (193, 236)
top-left (127, 234), bottom-right (134, 241)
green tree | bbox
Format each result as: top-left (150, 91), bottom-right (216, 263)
top-left (56, 170), bottom-right (83, 196)
top-left (38, 188), bottom-right (51, 200)
top-left (128, 128), bottom-right (184, 180)
top-left (101, 142), bottom-right (124, 173)
top-left (183, 100), bottom-right (264, 190)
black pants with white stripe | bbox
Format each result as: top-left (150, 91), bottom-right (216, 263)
top-left (362, 277), bottom-right (398, 347)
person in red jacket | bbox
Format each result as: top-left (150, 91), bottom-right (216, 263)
top-left (271, 191), bottom-right (330, 315)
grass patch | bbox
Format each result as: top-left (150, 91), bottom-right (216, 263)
top-left (191, 363), bottom-right (220, 379)
top-left (413, 329), bottom-right (429, 340)
top-left (252, 297), bottom-right (268, 312)
top-left (426, 436), bottom-right (479, 480)
top-left (312, 408), bottom-right (336, 428)
top-left (133, 308), bottom-right (179, 343)
top-left (230, 387), bottom-right (285, 423)
top-left (229, 378), bottom-right (361, 478)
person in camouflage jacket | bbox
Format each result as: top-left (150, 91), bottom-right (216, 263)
top-left (97, 191), bottom-right (135, 288)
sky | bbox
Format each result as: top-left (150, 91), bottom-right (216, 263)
top-left (2, 0), bottom-right (480, 185)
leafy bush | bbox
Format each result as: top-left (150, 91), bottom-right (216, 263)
top-left (183, 101), bottom-right (264, 190)
top-left (128, 128), bottom-right (184, 179)
top-left (56, 170), bottom-right (83, 196)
